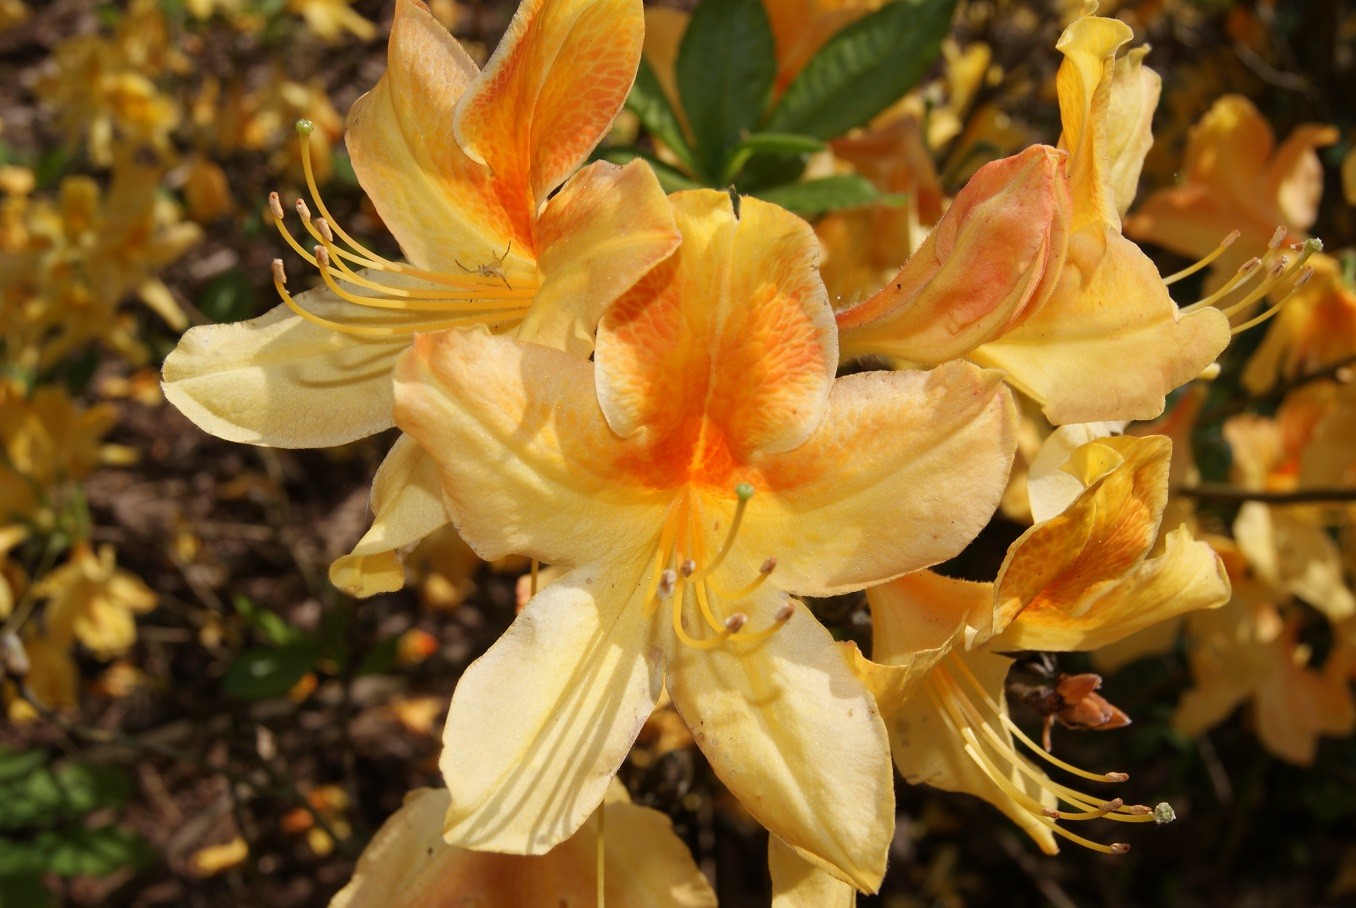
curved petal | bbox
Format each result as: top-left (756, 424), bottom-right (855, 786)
top-left (517, 159), bottom-right (680, 355)
top-left (836, 147), bottom-right (1071, 365)
top-left (1055, 12), bottom-right (1132, 231)
top-left (161, 296), bottom-right (406, 448)
top-left (331, 788), bottom-right (715, 907)
top-left (996, 527), bottom-right (1231, 652)
top-left (454, 0), bottom-right (644, 216)
top-left (597, 190), bottom-right (836, 474)
top-left (769, 835), bottom-right (857, 908)
top-left (971, 228), bottom-right (1232, 424)
top-left (328, 433), bottom-right (451, 597)
top-left (393, 328), bottom-right (668, 566)
top-left (346, 0), bottom-right (523, 272)
top-left (738, 362), bottom-right (1018, 598)
top-left (887, 649), bottom-right (1058, 854)
top-left (667, 593), bottom-right (893, 892)
top-left (439, 560), bottom-right (665, 853)
top-left (1104, 47), bottom-right (1160, 217)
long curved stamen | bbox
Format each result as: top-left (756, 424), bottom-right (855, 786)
top-left (695, 482), bottom-right (754, 579)
top-left (1163, 229), bottom-right (1240, 285)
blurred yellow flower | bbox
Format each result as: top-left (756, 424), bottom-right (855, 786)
top-left (38, 544), bottom-right (156, 660)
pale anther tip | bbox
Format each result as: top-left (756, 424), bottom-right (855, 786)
top-left (1042, 808), bottom-right (1061, 819)
top-left (680, 559), bottom-right (696, 578)
top-left (1111, 843), bottom-right (1132, 855)
top-left (1240, 257), bottom-right (1261, 273)
top-left (735, 482), bottom-right (755, 501)
top-left (295, 118), bottom-right (314, 136)
top-left (1124, 804), bottom-right (1152, 815)
top-left (314, 217), bottom-right (334, 242)
top-left (1103, 798), bottom-right (1124, 810)
top-left (759, 556), bottom-right (777, 575)
top-left (774, 603), bottom-right (794, 622)
top-left (1222, 229), bottom-right (1240, 246)
top-left (1268, 225), bottom-right (1287, 248)
top-left (658, 569), bottom-right (677, 596)
top-left (268, 192), bottom-right (285, 220)
top-left (271, 259), bottom-right (287, 284)
top-left (724, 613), bottom-right (748, 632)
top-left (295, 199), bottom-right (312, 221)
top-left (1153, 802), bottom-right (1177, 825)
top-left (1105, 771), bottom-right (1129, 782)
top-left (1295, 268), bottom-right (1315, 287)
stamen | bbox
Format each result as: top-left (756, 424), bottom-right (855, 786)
top-left (716, 556), bottom-right (777, 600)
top-left (696, 483), bottom-right (754, 579)
top-left (1163, 229), bottom-right (1239, 285)
top-left (268, 191), bottom-right (285, 220)
top-left (724, 613), bottom-right (748, 633)
top-left (1268, 225), bottom-right (1287, 249)
top-left (1231, 268), bottom-right (1314, 335)
top-left (1183, 257), bottom-right (1261, 313)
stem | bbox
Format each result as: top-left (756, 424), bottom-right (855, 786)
top-left (1175, 485), bottom-right (1356, 504)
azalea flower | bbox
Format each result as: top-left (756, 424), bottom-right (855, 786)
top-left (330, 783), bottom-right (716, 907)
top-left (836, 10), bottom-right (1231, 425)
top-left (38, 544), bottom-right (156, 660)
top-left (855, 433), bottom-right (1229, 854)
top-left (161, 0), bottom-right (679, 596)
top-left (394, 189), bottom-right (1018, 890)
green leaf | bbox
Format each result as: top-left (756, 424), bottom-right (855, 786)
top-left (753, 175), bottom-right (887, 217)
top-left (198, 268), bottom-right (259, 325)
top-left (675, 0), bottom-right (777, 181)
top-left (41, 826), bottom-right (155, 878)
top-left (356, 634), bottom-right (401, 677)
top-left (232, 595), bottom-right (302, 646)
top-left (223, 641), bottom-right (320, 700)
top-left (722, 133), bottom-right (827, 184)
top-left (0, 872), bottom-right (54, 907)
top-left (51, 764), bottom-right (131, 816)
top-left (625, 58), bottom-right (698, 176)
top-left (0, 751), bottom-right (47, 786)
top-left (0, 842), bottom-right (47, 878)
top-left (0, 761), bottom-right (133, 831)
top-left (766, 0), bottom-right (958, 140)
top-left (594, 148), bottom-right (705, 193)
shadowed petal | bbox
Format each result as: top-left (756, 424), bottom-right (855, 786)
top-left (769, 835), bottom-right (857, 908)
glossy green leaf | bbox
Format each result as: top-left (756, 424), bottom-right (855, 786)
top-left (675, 0), bottom-right (777, 180)
top-left (595, 148), bottom-right (705, 193)
top-left (625, 58), bottom-right (698, 175)
top-left (41, 826), bottom-right (155, 878)
top-left (766, 0), bottom-right (957, 140)
top-left (753, 174), bottom-right (886, 217)
top-left (223, 641), bottom-right (320, 700)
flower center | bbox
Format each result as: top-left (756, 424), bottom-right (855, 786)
top-left (267, 119), bottom-right (537, 339)
top-left (643, 484), bottom-right (789, 651)
top-left (927, 652), bottom-right (1173, 855)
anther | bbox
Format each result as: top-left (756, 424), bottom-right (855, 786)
top-left (268, 192), bottom-right (285, 220)
top-left (774, 602), bottom-right (795, 623)
top-left (724, 613), bottom-right (748, 633)
top-left (314, 217), bottom-right (334, 244)
top-left (272, 259), bottom-right (288, 284)
top-left (680, 560), bottom-right (696, 578)
top-left (314, 245), bottom-right (330, 268)
top-left (658, 569), bottom-right (677, 597)
top-left (759, 557), bottom-right (777, 575)
top-left (1110, 843), bottom-right (1132, 855)
top-left (295, 198), bottom-right (313, 222)
top-left (295, 118), bottom-right (314, 136)
top-left (1105, 772), bottom-right (1129, 783)
top-left (1123, 804), bottom-right (1152, 816)
top-left (1268, 225), bottom-right (1287, 249)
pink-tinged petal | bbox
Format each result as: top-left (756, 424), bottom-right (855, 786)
top-left (737, 362), bottom-right (1017, 598)
top-left (667, 592), bottom-right (894, 892)
top-left (454, 0), bottom-right (644, 219)
top-left (769, 836), bottom-right (857, 908)
top-left (885, 649), bottom-right (1059, 854)
top-left (331, 787), bottom-right (715, 907)
top-left (161, 296), bottom-right (405, 448)
top-left (440, 560), bottom-right (665, 853)
top-left (517, 160), bottom-right (680, 355)
top-left (970, 228), bottom-right (1231, 424)
top-left (346, 0), bottom-right (524, 272)
top-left (837, 147), bottom-right (1072, 365)
top-left (596, 190), bottom-right (836, 481)
top-left (393, 328), bottom-right (668, 567)
top-left (328, 434), bottom-right (451, 598)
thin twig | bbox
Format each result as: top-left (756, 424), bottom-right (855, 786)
top-left (1175, 485), bottom-right (1356, 504)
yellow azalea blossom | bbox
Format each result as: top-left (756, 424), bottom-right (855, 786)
top-left (330, 783), bottom-right (716, 907)
top-left (394, 190), bottom-right (1018, 890)
top-left (288, 0), bottom-right (377, 43)
top-left (837, 10), bottom-right (1230, 425)
top-left (1126, 94), bottom-right (1337, 266)
top-left (38, 544), bottom-right (156, 660)
top-left (770, 836), bottom-right (856, 908)
top-left (1300, 381), bottom-right (1356, 493)
top-left (1243, 252), bottom-right (1356, 394)
top-left (4, 631), bottom-right (78, 722)
top-left (855, 433), bottom-right (1228, 855)
top-left (162, 0), bottom-right (679, 597)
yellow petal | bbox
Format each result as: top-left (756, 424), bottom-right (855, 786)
top-left (328, 434), bottom-right (451, 598)
top-left (836, 147), bottom-right (1072, 365)
top-left (1103, 46), bottom-right (1160, 217)
top-left (346, 0), bottom-right (521, 272)
top-left (439, 560), bottom-right (665, 854)
top-left (162, 295), bottom-right (406, 447)
top-left (331, 787), bottom-right (716, 907)
top-left (769, 835), bottom-right (857, 908)
top-left (886, 649), bottom-right (1058, 854)
top-left (454, 0), bottom-right (644, 215)
top-left (596, 190), bottom-right (836, 467)
top-left (998, 526), bottom-right (1230, 652)
top-left (971, 228), bottom-right (1231, 424)
top-left (1054, 12), bottom-right (1132, 231)
top-left (667, 593), bottom-right (893, 892)
top-left (1026, 422), bottom-right (1122, 523)
top-left (393, 328), bottom-right (666, 566)
top-left (738, 362), bottom-right (1017, 597)
top-left (518, 159), bottom-right (680, 355)
top-left (1233, 503), bottom-right (1355, 622)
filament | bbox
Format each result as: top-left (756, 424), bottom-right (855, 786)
top-left (1163, 229), bottom-right (1239, 285)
